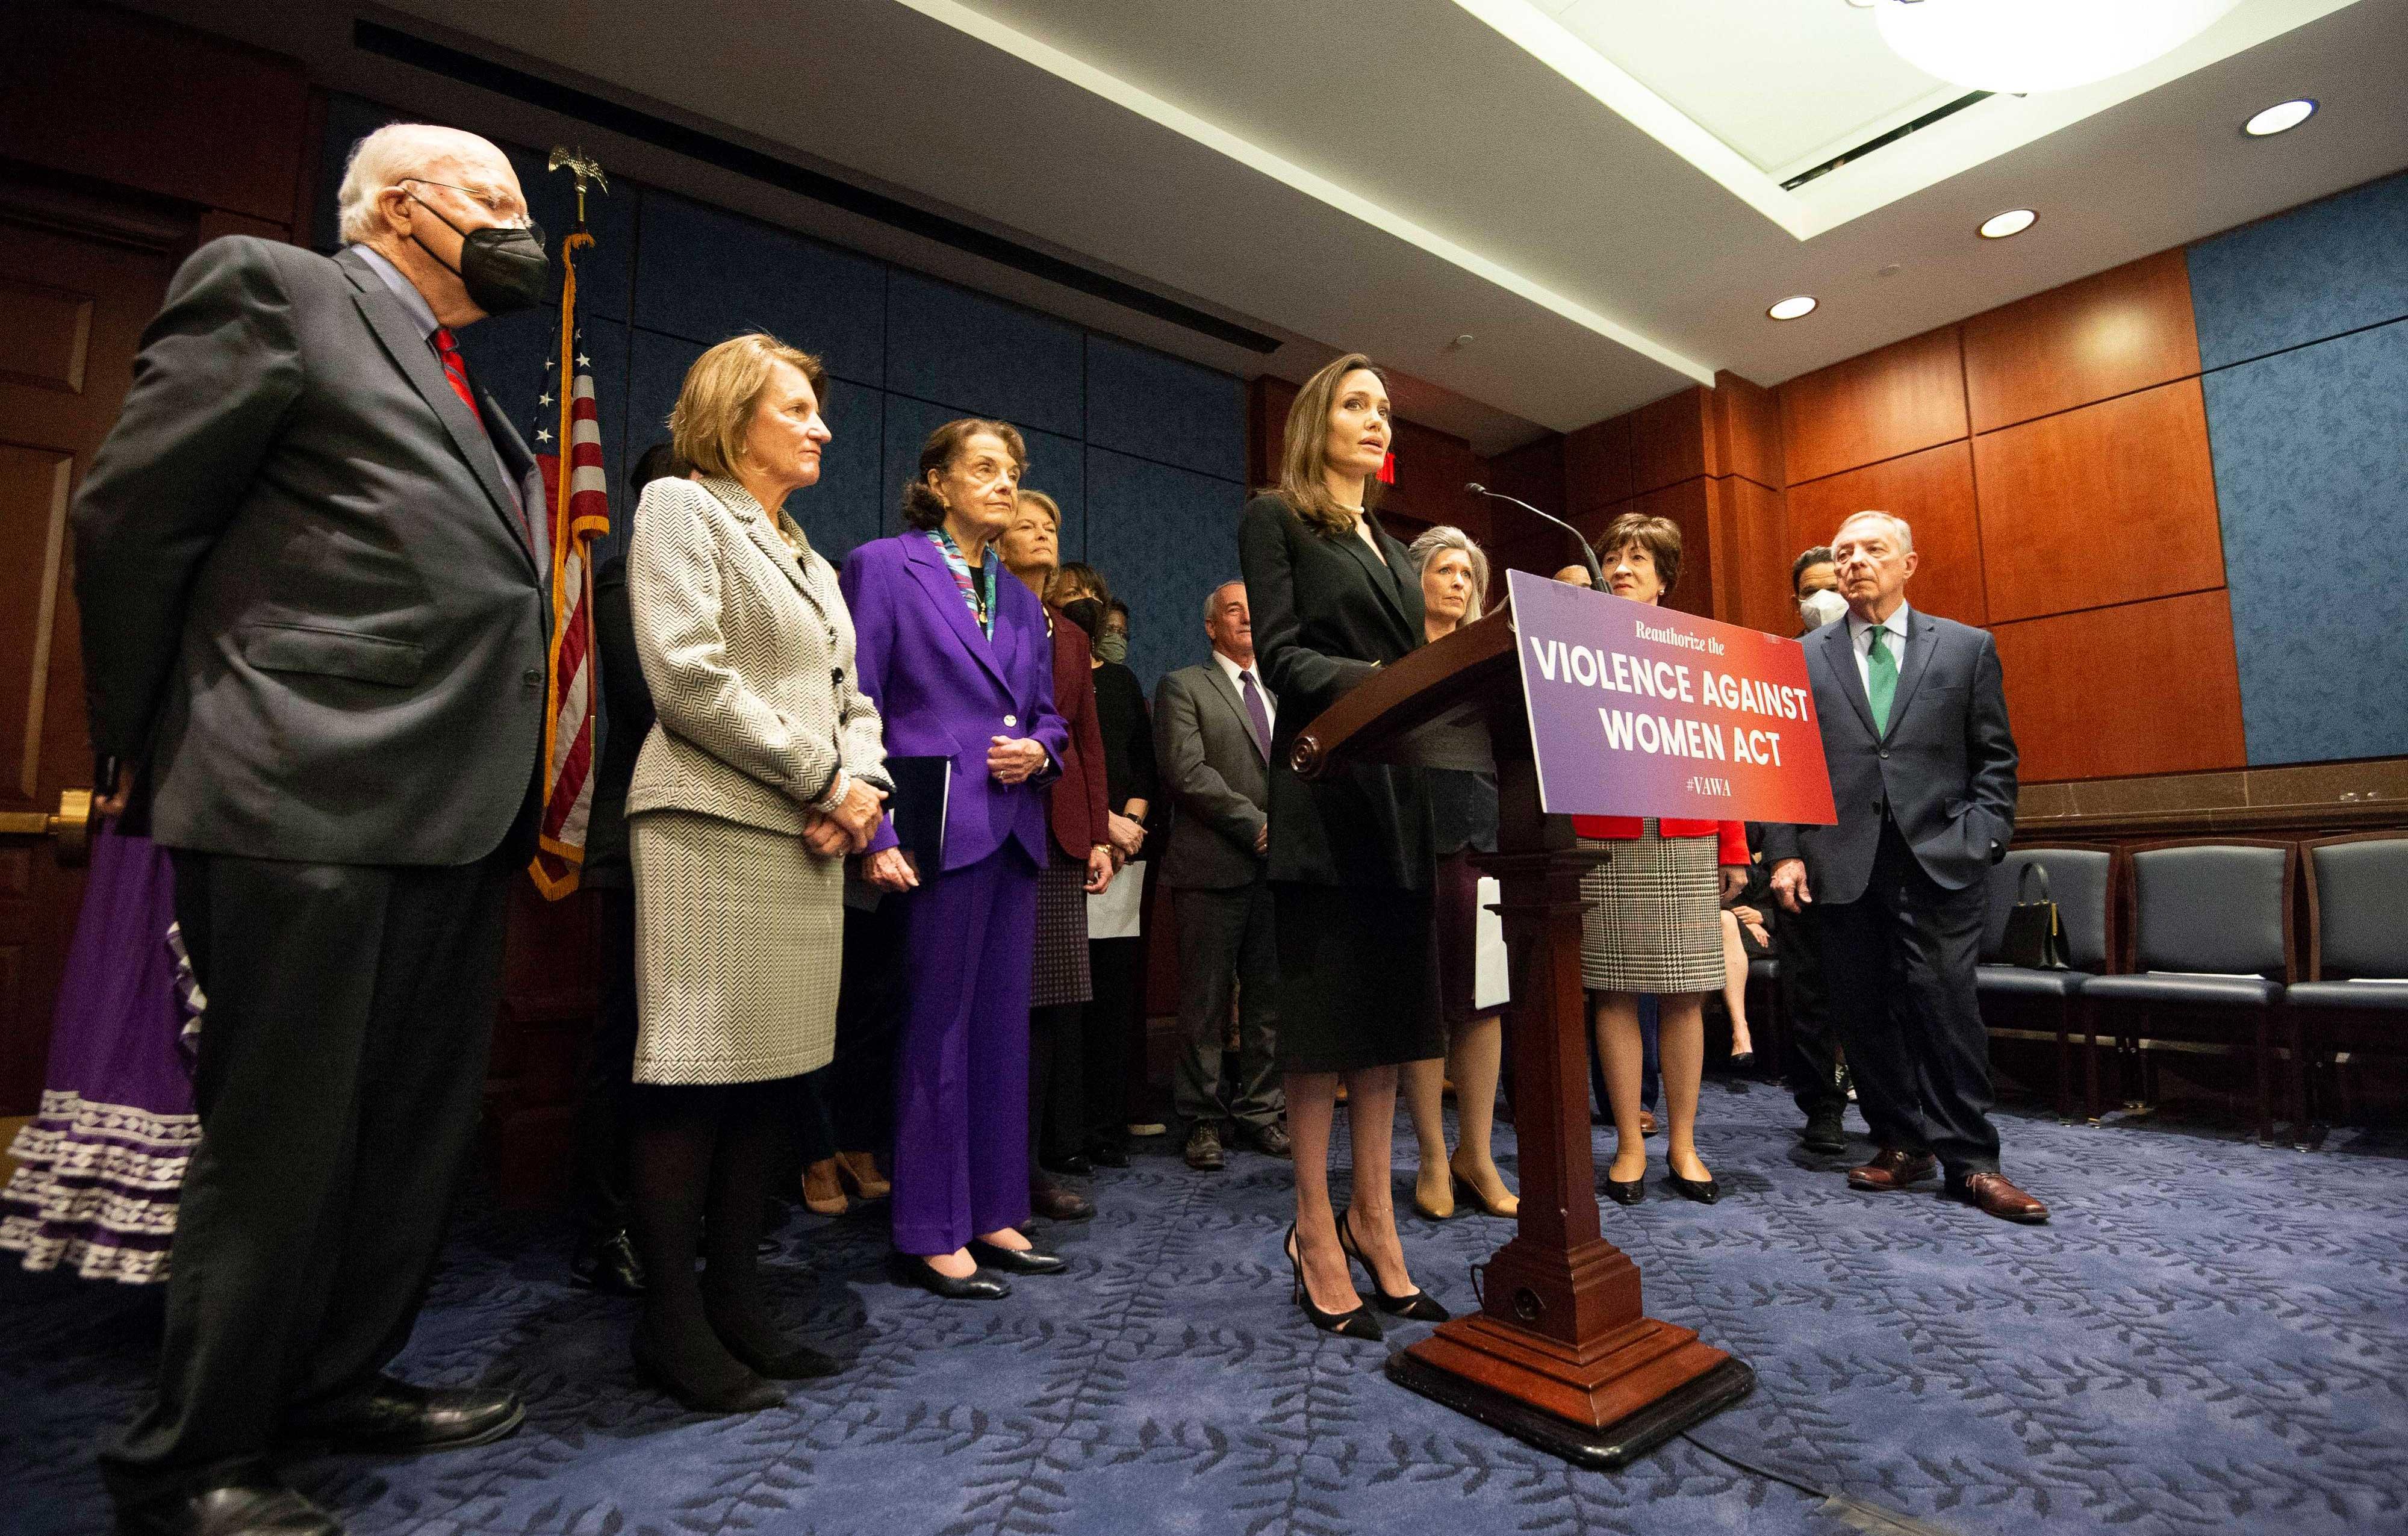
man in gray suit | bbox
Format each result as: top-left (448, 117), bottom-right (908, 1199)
top-left (72, 123), bottom-right (551, 1536)
top-left (1765, 512), bottom-right (2047, 1224)
top-left (1154, 582), bottom-right (1288, 1170)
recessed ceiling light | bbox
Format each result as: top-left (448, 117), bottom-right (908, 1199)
top-left (1767, 296), bottom-right (1818, 321)
top-left (1979, 208), bottom-right (2038, 239)
top-left (2244, 98), bottom-right (2317, 137)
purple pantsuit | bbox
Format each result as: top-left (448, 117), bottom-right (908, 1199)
top-left (839, 533), bottom-right (1069, 1255)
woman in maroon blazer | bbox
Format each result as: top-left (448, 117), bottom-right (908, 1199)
top-left (1575, 513), bottom-right (1750, 1208)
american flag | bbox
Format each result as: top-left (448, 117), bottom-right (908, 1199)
top-left (528, 294), bottom-right (609, 899)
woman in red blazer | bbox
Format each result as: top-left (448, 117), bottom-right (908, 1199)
top-left (1575, 515), bottom-right (1750, 1207)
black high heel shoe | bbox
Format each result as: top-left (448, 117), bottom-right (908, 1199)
top-left (968, 1238), bottom-right (1068, 1275)
top-left (888, 1251), bottom-right (1010, 1300)
top-left (1284, 1224), bottom-right (1383, 1340)
top-left (1336, 1210), bottom-right (1451, 1323)
top-left (1604, 1166), bottom-right (1646, 1206)
top-left (1663, 1171), bottom-right (1721, 1205)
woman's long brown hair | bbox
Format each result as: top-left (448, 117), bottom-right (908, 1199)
top-left (1270, 353), bottom-right (1387, 538)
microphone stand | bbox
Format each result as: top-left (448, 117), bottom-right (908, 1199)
top-left (1466, 483), bottom-right (1603, 591)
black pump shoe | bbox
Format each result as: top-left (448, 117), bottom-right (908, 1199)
top-left (1663, 1172), bottom-right (1721, 1205)
top-left (1336, 1209), bottom-right (1450, 1323)
top-left (630, 1328), bottom-right (783, 1414)
top-left (1284, 1224), bottom-right (1383, 1340)
top-left (1604, 1171), bottom-right (1646, 1206)
top-left (968, 1239), bottom-right (1068, 1275)
top-left (889, 1251), bottom-right (1010, 1300)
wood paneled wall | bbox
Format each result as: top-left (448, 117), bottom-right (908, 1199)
top-left (1482, 246), bottom-right (2247, 786)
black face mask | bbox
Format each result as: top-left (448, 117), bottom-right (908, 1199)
top-left (1060, 597), bottom-right (1106, 639)
top-left (409, 193), bottom-right (548, 314)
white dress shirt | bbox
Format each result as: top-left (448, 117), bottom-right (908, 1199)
top-left (1847, 603), bottom-right (1912, 700)
top-left (1213, 648), bottom-right (1277, 737)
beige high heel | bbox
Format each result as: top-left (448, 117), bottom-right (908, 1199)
top-left (800, 1158), bottom-right (848, 1216)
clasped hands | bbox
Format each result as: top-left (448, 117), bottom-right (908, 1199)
top-left (801, 774), bottom-right (886, 857)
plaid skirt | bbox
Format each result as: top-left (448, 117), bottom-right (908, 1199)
top-left (1578, 821), bottom-right (1724, 995)
top-left (1030, 855), bottom-right (1092, 1009)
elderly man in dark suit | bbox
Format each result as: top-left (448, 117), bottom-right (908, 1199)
top-left (72, 123), bottom-right (551, 1536)
top-left (1154, 580), bottom-right (1289, 1171)
top-left (1766, 511), bottom-right (2047, 1225)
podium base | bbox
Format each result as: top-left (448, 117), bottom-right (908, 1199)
top-left (1387, 1346), bottom-right (1755, 1470)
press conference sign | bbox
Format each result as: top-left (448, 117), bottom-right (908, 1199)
top-left (1507, 570), bottom-right (1837, 825)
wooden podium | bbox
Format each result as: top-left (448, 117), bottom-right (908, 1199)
top-left (1289, 603), bottom-right (1753, 1468)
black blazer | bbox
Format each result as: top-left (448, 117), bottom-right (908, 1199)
top-left (582, 552), bottom-right (654, 889)
top-left (1236, 492), bottom-right (1433, 890)
top-left (72, 238), bottom-right (547, 865)
top-left (1763, 609), bottom-right (2018, 906)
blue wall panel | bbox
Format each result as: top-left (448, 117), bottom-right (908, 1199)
top-left (1084, 334), bottom-right (1245, 482)
top-left (883, 271), bottom-right (1084, 438)
top-left (630, 192), bottom-right (886, 385)
top-left (2187, 170), bottom-right (2408, 370)
top-left (2201, 318), bottom-right (2408, 765)
top-left (880, 394), bottom-right (1084, 547)
top-left (1083, 448), bottom-right (1245, 690)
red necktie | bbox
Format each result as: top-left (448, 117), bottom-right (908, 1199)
top-left (432, 327), bottom-right (532, 548)
top-left (431, 327), bottom-right (485, 430)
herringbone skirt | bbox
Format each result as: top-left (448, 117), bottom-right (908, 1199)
top-left (630, 809), bottom-right (842, 1084)
top-left (1030, 855), bottom-right (1093, 1009)
top-left (1578, 821), bottom-right (1723, 995)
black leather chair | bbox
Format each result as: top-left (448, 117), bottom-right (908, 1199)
top-left (1976, 844), bottom-right (2116, 1124)
top-left (2289, 833), bottom-right (2408, 1145)
top-left (2082, 839), bottom-right (2294, 1143)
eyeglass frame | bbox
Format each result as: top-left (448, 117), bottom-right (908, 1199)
top-left (396, 177), bottom-right (543, 241)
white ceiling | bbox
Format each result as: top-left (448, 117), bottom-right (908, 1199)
top-left (135, 0), bottom-right (2408, 455)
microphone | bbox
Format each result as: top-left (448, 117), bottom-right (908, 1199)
top-left (1466, 483), bottom-right (1603, 592)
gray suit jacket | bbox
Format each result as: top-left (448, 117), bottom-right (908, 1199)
top-left (625, 476), bottom-right (888, 834)
top-left (1153, 659), bottom-right (1271, 891)
top-left (71, 238), bottom-right (547, 865)
top-left (1764, 609), bottom-right (2018, 906)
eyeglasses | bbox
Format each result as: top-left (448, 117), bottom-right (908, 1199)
top-left (400, 178), bottom-right (541, 237)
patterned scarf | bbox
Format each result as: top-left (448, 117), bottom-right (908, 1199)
top-left (926, 526), bottom-right (998, 639)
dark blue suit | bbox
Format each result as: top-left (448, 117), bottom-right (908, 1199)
top-left (841, 533), bottom-right (1068, 1254)
top-left (1766, 607), bottom-right (2018, 1178)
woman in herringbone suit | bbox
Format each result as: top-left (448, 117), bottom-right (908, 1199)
top-left (624, 334), bottom-right (891, 1412)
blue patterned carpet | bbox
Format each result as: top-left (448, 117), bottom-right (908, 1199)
top-left (5, 1083), bottom-right (2405, 1536)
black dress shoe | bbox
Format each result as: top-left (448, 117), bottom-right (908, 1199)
top-left (1030, 1178), bottom-right (1095, 1222)
top-left (1604, 1173), bottom-right (1646, 1206)
top-left (1086, 1141), bottom-right (1130, 1169)
top-left (118, 1470), bottom-right (344, 1536)
top-left (284, 1376), bottom-right (523, 1454)
top-left (968, 1239), bottom-right (1068, 1275)
top-left (1663, 1172), bottom-right (1721, 1205)
top-left (1039, 1151), bottom-right (1094, 1177)
top-left (1242, 1122), bottom-right (1293, 1159)
top-left (630, 1327), bottom-right (783, 1413)
top-left (1799, 1108), bottom-right (1847, 1154)
top-left (570, 1229), bottom-right (648, 1295)
top-left (889, 1251), bottom-right (1010, 1300)
top-left (1336, 1208), bottom-right (1449, 1322)
top-left (1728, 1052), bottom-right (1756, 1072)
top-left (715, 1334), bottom-right (841, 1382)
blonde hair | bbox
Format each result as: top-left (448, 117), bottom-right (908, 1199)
top-left (668, 332), bottom-right (829, 480)
top-left (1270, 353), bottom-right (1387, 538)
top-left (1015, 488), bottom-right (1062, 530)
top-left (1407, 525), bottom-right (1490, 623)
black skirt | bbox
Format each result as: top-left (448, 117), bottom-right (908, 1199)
top-left (1272, 881), bottom-right (1443, 1074)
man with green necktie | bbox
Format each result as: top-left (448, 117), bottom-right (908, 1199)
top-left (1764, 511), bottom-right (2047, 1225)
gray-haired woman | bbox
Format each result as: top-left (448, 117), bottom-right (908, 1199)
top-left (1399, 525), bottom-right (1517, 1221)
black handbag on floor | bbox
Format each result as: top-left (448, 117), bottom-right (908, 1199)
top-left (2001, 862), bottom-right (2071, 970)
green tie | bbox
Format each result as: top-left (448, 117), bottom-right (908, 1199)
top-left (1866, 625), bottom-right (1899, 736)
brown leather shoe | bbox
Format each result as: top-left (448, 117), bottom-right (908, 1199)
top-left (1956, 1172), bottom-right (2050, 1224)
top-left (1030, 1178), bottom-right (1095, 1222)
top-left (1846, 1148), bottom-right (1938, 1191)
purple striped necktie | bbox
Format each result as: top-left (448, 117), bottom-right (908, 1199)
top-left (1239, 668), bottom-right (1272, 761)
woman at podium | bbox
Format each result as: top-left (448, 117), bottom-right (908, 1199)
top-left (1238, 353), bottom-right (1449, 1341)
